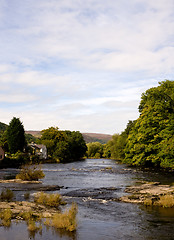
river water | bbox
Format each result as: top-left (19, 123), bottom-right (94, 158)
top-left (0, 159), bottom-right (174, 240)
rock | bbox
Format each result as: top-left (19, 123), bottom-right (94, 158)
top-left (0, 179), bottom-right (42, 184)
top-left (120, 182), bottom-right (174, 205)
top-left (0, 201), bottom-right (58, 218)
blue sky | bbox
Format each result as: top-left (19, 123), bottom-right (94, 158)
top-left (0, 0), bottom-right (174, 134)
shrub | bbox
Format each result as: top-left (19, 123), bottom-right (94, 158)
top-left (144, 198), bottom-right (153, 206)
top-left (0, 209), bottom-right (12, 227)
top-left (16, 165), bottom-right (45, 181)
top-left (155, 194), bottom-right (174, 208)
top-left (0, 189), bottom-right (14, 202)
top-left (34, 192), bottom-right (66, 208)
top-left (46, 203), bottom-right (78, 232)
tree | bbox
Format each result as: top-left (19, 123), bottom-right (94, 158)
top-left (124, 80), bottom-right (174, 169)
top-left (41, 127), bottom-right (87, 162)
top-left (41, 127), bottom-right (65, 157)
top-left (6, 117), bottom-right (26, 154)
top-left (87, 142), bottom-right (104, 158)
top-left (64, 131), bottom-right (87, 161)
top-left (103, 120), bottom-right (136, 160)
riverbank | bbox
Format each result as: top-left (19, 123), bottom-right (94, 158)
top-left (120, 181), bottom-right (174, 207)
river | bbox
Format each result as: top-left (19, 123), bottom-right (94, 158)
top-left (0, 158), bottom-right (174, 240)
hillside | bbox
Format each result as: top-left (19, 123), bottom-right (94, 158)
top-left (82, 133), bottom-right (112, 144)
top-left (25, 131), bottom-right (112, 144)
top-left (25, 130), bottom-right (42, 138)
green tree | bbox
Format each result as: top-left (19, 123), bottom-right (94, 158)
top-left (0, 122), bottom-right (8, 133)
top-left (54, 131), bottom-right (87, 162)
top-left (41, 127), bottom-right (65, 157)
top-left (41, 127), bottom-right (87, 162)
top-left (124, 80), bottom-right (174, 169)
top-left (87, 142), bottom-right (104, 158)
top-left (0, 130), bottom-right (8, 152)
top-left (6, 117), bottom-right (26, 154)
top-left (103, 120), bottom-right (136, 160)
top-left (64, 131), bottom-right (87, 161)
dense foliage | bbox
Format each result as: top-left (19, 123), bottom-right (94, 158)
top-left (41, 127), bottom-right (87, 163)
top-left (124, 80), bottom-right (174, 168)
top-left (1, 80), bottom-right (173, 170)
top-left (86, 142), bottom-right (104, 158)
top-left (0, 122), bottom-right (7, 133)
top-left (103, 120), bottom-right (135, 160)
top-left (6, 117), bottom-right (26, 154)
top-left (25, 133), bottom-right (37, 144)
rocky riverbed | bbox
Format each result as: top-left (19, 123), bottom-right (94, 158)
top-left (120, 181), bottom-right (174, 206)
top-left (0, 200), bottom-right (58, 218)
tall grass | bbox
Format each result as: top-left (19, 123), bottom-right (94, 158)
top-left (0, 209), bottom-right (12, 227)
top-left (16, 165), bottom-right (45, 181)
top-left (144, 194), bottom-right (174, 208)
top-left (45, 203), bottom-right (78, 232)
top-left (0, 189), bottom-right (14, 202)
top-left (155, 194), bottom-right (174, 208)
top-left (34, 192), bottom-right (66, 208)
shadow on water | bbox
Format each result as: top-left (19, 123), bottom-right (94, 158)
top-left (0, 159), bottom-right (174, 239)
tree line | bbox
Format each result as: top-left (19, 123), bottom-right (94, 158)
top-left (0, 80), bottom-right (173, 169)
top-left (0, 119), bottom-right (87, 167)
top-left (87, 80), bottom-right (174, 169)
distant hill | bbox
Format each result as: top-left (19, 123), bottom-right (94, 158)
top-left (25, 130), bottom-right (42, 138)
top-left (82, 133), bottom-right (112, 144)
top-left (25, 131), bottom-right (112, 144)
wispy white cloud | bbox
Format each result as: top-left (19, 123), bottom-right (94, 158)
top-left (0, 0), bottom-right (173, 133)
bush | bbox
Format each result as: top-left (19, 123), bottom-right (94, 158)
top-left (0, 189), bottom-right (14, 202)
top-left (34, 192), bottom-right (66, 208)
top-left (155, 194), bottom-right (174, 208)
top-left (0, 209), bottom-right (12, 227)
top-left (16, 165), bottom-right (45, 181)
top-left (45, 203), bottom-right (78, 232)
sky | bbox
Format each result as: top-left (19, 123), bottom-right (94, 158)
top-left (0, 0), bottom-right (174, 134)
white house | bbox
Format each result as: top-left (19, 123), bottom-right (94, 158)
top-left (29, 143), bottom-right (47, 159)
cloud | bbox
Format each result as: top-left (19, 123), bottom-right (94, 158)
top-left (0, 0), bottom-right (173, 134)
top-left (0, 93), bottom-right (37, 103)
top-left (1, 0), bottom-right (174, 73)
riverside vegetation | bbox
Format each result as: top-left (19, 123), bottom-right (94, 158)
top-left (0, 119), bottom-right (87, 167)
top-left (87, 80), bottom-right (174, 170)
top-left (0, 190), bottom-right (78, 233)
top-left (0, 165), bottom-right (78, 233)
top-left (0, 80), bottom-right (173, 169)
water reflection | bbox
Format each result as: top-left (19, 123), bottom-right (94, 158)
top-left (0, 219), bottom-right (77, 240)
top-left (45, 226), bottom-right (77, 240)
